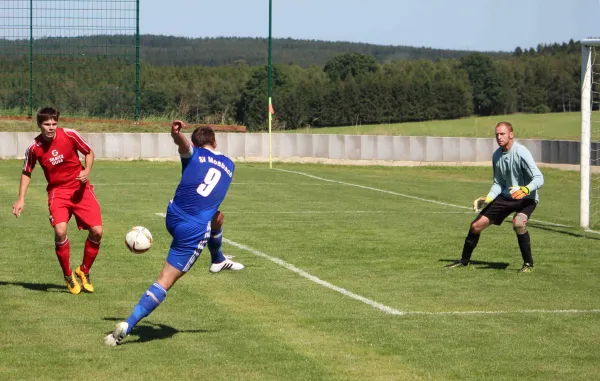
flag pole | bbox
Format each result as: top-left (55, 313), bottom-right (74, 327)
top-left (267, 0), bottom-right (273, 169)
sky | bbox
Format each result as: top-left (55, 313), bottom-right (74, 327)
top-left (139, 0), bottom-right (599, 52)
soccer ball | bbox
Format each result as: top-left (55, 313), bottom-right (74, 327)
top-left (125, 226), bottom-right (153, 254)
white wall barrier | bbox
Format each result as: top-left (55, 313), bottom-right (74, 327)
top-left (0, 131), bottom-right (573, 165)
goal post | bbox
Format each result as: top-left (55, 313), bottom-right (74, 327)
top-left (581, 39), bottom-right (600, 230)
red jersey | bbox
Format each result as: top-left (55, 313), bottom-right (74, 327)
top-left (23, 128), bottom-right (93, 191)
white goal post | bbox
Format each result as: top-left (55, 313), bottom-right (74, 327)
top-left (580, 39), bottom-right (600, 230)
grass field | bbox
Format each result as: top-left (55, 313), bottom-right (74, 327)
top-left (1, 160), bottom-right (599, 381)
top-left (0, 112), bottom-right (589, 140)
top-left (292, 113), bottom-right (587, 140)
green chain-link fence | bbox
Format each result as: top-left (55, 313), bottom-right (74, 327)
top-left (0, 0), bottom-right (139, 119)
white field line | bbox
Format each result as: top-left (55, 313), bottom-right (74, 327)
top-left (222, 238), bottom-right (405, 315)
top-left (225, 238), bottom-right (600, 317)
top-left (273, 168), bottom-right (570, 228)
top-left (154, 213), bottom-right (600, 316)
top-left (406, 309), bottom-right (600, 316)
top-left (152, 211), bottom-right (400, 315)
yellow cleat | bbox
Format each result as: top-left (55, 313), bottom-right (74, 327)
top-left (75, 266), bottom-right (94, 293)
top-left (64, 273), bottom-right (81, 295)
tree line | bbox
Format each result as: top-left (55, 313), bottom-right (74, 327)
top-left (0, 38), bottom-right (584, 131)
top-left (1, 35), bottom-right (507, 68)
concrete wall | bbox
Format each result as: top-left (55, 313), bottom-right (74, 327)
top-left (0, 131), bottom-right (592, 165)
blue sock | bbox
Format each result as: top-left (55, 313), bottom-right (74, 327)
top-left (125, 283), bottom-right (167, 334)
top-left (208, 228), bottom-right (225, 264)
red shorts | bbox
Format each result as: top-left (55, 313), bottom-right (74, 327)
top-left (47, 184), bottom-right (102, 230)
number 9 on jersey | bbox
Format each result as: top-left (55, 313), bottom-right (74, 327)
top-left (197, 168), bottom-right (222, 197)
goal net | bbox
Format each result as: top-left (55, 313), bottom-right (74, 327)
top-left (581, 39), bottom-right (600, 231)
top-left (0, 0), bottom-right (139, 119)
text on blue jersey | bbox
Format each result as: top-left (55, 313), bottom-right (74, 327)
top-left (172, 146), bottom-right (235, 224)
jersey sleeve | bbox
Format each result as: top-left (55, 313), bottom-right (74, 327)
top-left (486, 150), bottom-right (502, 200)
top-left (22, 142), bottom-right (37, 173)
top-left (180, 144), bottom-right (195, 173)
top-left (227, 157), bottom-right (235, 178)
top-left (518, 146), bottom-right (544, 192)
top-left (64, 128), bottom-right (92, 155)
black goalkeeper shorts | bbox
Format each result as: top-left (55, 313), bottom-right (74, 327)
top-left (479, 195), bottom-right (537, 225)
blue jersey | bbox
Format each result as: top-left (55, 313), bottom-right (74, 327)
top-left (171, 146), bottom-right (235, 224)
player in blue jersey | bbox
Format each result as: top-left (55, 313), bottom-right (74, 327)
top-left (446, 122), bottom-right (544, 273)
top-left (104, 121), bottom-right (243, 346)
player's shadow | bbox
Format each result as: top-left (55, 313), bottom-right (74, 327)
top-left (528, 222), bottom-right (600, 241)
top-left (102, 317), bottom-right (209, 345)
top-left (0, 280), bottom-right (66, 292)
top-left (439, 259), bottom-right (510, 270)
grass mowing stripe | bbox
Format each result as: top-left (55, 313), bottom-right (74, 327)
top-left (0, 182), bottom-right (341, 187)
top-left (152, 209), bottom-right (405, 315)
top-left (154, 213), bottom-right (600, 317)
top-left (407, 309), bottom-right (600, 316)
top-left (224, 236), bottom-right (600, 317)
top-left (274, 168), bottom-right (571, 228)
top-left (222, 238), bottom-right (406, 316)
top-left (155, 211), bottom-right (471, 217)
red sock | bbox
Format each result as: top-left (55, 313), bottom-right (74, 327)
top-left (55, 238), bottom-right (71, 277)
top-left (80, 237), bottom-right (101, 273)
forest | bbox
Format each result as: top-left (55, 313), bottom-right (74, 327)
top-left (0, 36), bottom-right (583, 131)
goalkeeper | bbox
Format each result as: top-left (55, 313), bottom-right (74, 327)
top-left (446, 122), bottom-right (544, 272)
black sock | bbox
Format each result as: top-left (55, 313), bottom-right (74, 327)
top-left (461, 231), bottom-right (480, 263)
top-left (517, 232), bottom-right (533, 265)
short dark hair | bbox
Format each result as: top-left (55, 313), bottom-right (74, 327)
top-left (191, 126), bottom-right (216, 148)
top-left (37, 107), bottom-right (60, 126)
top-left (496, 121), bottom-right (513, 132)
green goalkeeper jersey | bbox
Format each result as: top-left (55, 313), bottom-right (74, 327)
top-left (486, 142), bottom-right (544, 203)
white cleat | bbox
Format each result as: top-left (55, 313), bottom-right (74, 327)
top-left (103, 322), bottom-right (129, 347)
top-left (209, 258), bottom-right (244, 273)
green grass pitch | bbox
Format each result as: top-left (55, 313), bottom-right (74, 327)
top-left (0, 160), bottom-right (599, 381)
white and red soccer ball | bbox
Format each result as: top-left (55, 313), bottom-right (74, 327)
top-left (125, 226), bottom-right (153, 253)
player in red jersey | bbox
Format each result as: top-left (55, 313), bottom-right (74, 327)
top-left (12, 107), bottom-right (103, 295)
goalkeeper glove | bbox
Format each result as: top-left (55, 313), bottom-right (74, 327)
top-left (509, 186), bottom-right (530, 200)
top-left (473, 196), bottom-right (492, 213)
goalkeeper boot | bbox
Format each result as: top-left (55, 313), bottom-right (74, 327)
top-left (445, 260), bottom-right (469, 268)
top-left (75, 266), bottom-right (94, 293)
top-left (64, 273), bottom-right (81, 295)
top-left (518, 263), bottom-right (534, 273)
top-left (103, 322), bottom-right (129, 347)
top-left (210, 257), bottom-right (244, 273)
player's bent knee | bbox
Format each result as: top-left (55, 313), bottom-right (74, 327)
top-left (89, 225), bottom-right (103, 240)
top-left (157, 262), bottom-right (185, 291)
top-left (470, 215), bottom-right (489, 234)
top-left (471, 225), bottom-right (484, 234)
top-left (470, 219), bottom-right (486, 234)
top-left (513, 213), bottom-right (528, 234)
top-left (211, 211), bottom-right (224, 231)
top-left (53, 223), bottom-right (68, 241)
top-left (470, 223), bottom-right (478, 234)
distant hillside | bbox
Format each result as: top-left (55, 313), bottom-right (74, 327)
top-left (0, 35), bottom-right (509, 67)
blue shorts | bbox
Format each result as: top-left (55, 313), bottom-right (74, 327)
top-left (165, 202), bottom-right (212, 272)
